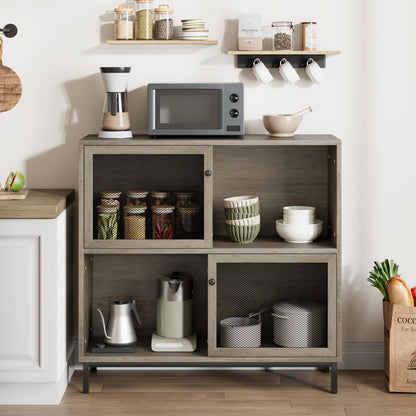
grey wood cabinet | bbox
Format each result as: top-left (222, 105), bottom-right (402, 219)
top-left (78, 134), bottom-right (341, 394)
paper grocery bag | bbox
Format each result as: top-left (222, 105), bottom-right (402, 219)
top-left (383, 300), bottom-right (416, 392)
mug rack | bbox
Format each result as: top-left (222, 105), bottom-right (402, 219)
top-left (0, 23), bottom-right (18, 38)
top-left (228, 50), bottom-right (341, 68)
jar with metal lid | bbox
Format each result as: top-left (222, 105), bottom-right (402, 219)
top-left (114, 4), bottom-right (135, 40)
top-left (135, 0), bottom-right (153, 40)
top-left (99, 191), bottom-right (122, 218)
top-left (176, 206), bottom-right (200, 239)
top-left (97, 205), bottom-right (119, 240)
top-left (150, 191), bottom-right (171, 207)
top-left (124, 206), bottom-right (146, 239)
top-left (151, 205), bottom-right (174, 239)
top-left (301, 22), bottom-right (317, 51)
top-left (126, 190), bottom-right (148, 207)
top-left (175, 191), bottom-right (196, 208)
top-left (154, 4), bottom-right (174, 40)
top-left (272, 21), bottom-right (294, 51)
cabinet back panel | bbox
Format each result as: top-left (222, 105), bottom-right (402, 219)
top-left (213, 146), bottom-right (329, 236)
top-left (92, 255), bottom-right (207, 338)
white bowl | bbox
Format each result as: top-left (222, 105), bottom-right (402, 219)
top-left (225, 215), bottom-right (261, 226)
top-left (283, 216), bottom-right (315, 225)
top-left (283, 206), bottom-right (316, 216)
top-left (224, 195), bottom-right (259, 209)
top-left (263, 114), bottom-right (303, 138)
top-left (275, 219), bottom-right (323, 243)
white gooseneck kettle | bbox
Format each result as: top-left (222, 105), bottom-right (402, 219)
top-left (97, 300), bottom-right (141, 346)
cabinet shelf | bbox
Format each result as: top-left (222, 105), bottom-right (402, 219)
top-left (227, 50), bottom-right (341, 68)
top-left (106, 39), bottom-right (218, 45)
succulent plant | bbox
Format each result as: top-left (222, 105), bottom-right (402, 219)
top-left (367, 259), bottom-right (399, 302)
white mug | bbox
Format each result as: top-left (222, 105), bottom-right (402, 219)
top-left (306, 58), bottom-right (325, 84)
top-left (278, 58), bottom-right (300, 84)
top-left (252, 58), bottom-right (273, 84)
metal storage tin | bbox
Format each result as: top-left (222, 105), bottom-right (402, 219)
top-left (219, 316), bottom-right (261, 348)
top-left (271, 300), bottom-right (326, 348)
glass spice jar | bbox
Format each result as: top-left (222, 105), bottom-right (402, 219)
top-left (151, 205), bottom-right (174, 239)
top-left (126, 190), bottom-right (148, 207)
top-left (176, 206), bottom-right (200, 239)
top-left (124, 206), bottom-right (146, 239)
top-left (97, 205), bottom-right (118, 240)
top-left (272, 21), bottom-right (294, 51)
top-left (175, 191), bottom-right (196, 208)
top-left (154, 4), bottom-right (174, 40)
top-left (301, 21), bottom-right (317, 51)
top-left (114, 4), bottom-right (135, 40)
top-left (150, 191), bottom-right (171, 207)
top-left (99, 191), bottom-right (122, 218)
top-left (135, 0), bottom-right (154, 40)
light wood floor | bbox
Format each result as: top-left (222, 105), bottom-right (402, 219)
top-left (0, 369), bottom-right (415, 415)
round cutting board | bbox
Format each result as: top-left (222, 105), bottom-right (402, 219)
top-left (0, 37), bottom-right (22, 112)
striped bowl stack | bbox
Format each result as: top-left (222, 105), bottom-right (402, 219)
top-left (178, 19), bottom-right (209, 41)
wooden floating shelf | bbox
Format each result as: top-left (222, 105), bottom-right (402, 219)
top-left (228, 50), bottom-right (341, 68)
top-left (107, 39), bottom-right (218, 45)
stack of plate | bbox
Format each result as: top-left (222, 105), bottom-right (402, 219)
top-left (179, 19), bottom-right (209, 41)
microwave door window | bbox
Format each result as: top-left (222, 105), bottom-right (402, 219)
top-left (156, 90), bottom-right (222, 130)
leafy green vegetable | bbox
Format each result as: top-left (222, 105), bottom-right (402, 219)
top-left (367, 259), bottom-right (399, 302)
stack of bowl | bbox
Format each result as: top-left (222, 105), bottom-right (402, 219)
top-left (275, 206), bottom-right (323, 243)
top-left (224, 196), bottom-right (260, 243)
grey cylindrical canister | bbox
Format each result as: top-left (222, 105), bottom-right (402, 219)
top-left (156, 272), bottom-right (193, 338)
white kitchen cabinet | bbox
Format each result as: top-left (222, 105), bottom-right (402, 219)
top-left (0, 189), bottom-right (75, 404)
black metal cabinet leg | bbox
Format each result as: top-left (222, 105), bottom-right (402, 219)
top-left (90, 366), bottom-right (97, 374)
top-left (83, 364), bottom-right (90, 394)
top-left (331, 362), bottom-right (338, 394)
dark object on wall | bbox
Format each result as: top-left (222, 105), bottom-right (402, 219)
top-left (0, 24), bottom-right (18, 38)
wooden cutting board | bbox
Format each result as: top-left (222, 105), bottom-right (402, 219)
top-left (0, 37), bottom-right (22, 112)
top-left (0, 189), bottom-right (28, 200)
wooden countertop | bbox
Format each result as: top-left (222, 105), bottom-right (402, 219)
top-left (0, 189), bottom-right (75, 219)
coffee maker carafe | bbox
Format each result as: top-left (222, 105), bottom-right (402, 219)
top-left (99, 67), bottom-right (133, 139)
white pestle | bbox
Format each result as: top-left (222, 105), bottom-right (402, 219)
top-left (291, 106), bottom-right (313, 117)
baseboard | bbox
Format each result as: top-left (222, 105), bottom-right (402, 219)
top-left (73, 340), bottom-right (385, 371)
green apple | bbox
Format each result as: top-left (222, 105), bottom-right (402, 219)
top-left (4, 171), bottom-right (14, 191)
top-left (10, 171), bottom-right (25, 192)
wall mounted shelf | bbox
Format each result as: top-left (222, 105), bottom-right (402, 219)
top-left (107, 40), bottom-right (218, 45)
top-left (228, 50), bottom-right (341, 68)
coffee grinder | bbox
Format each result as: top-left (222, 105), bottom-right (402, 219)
top-left (98, 67), bottom-right (133, 139)
top-left (151, 272), bottom-right (197, 352)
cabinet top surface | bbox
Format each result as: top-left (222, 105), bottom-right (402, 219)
top-left (80, 134), bottom-right (341, 146)
top-left (0, 189), bottom-right (75, 219)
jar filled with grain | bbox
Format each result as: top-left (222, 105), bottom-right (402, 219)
top-left (97, 205), bottom-right (119, 240)
top-left (301, 22), bottom-right (317, 51)
top-left (124, 206), bottom-right (146, 239)
top-left (135, 0), bottom-right (154, 40)
top-left (114, 4), bottom-right (135, 40)
top-left (272, 21), bottom-right (294, 51)
top-left (151, 205), bottom-right (175, 239)
top-left (154, 4), bottom-right (174, 40)
top-left (126, 190), bottom-right (148, 207)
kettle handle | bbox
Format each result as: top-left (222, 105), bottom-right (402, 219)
top-left (96, 308), bottom-right (111, 339)
top-left (130, 300), bottom-right (141, 326)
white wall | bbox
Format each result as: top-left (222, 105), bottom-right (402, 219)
top-left (1, 0), bottom-right (415, 354)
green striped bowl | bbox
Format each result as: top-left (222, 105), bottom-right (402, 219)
top-left (225, 224), bottom-right (260, 243)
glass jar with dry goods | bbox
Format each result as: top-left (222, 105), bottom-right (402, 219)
top-left (124, 206), bottom-right (147, 239)
top-left (126, 190), bottom-right (148, 207)
top-left (301, 22), bottom-right (317, 51)
top-left (114, 4), bottom-right (135, 40)
top-left (152, 205), bottom-right (174, 239)
top-left (272, 21), bottom-right (294, 51)
top-left (175, 191), bottom-right (196, 208)
top-left (176, 206), bottom-right (200, 239)
top-left (150, 191), bottom-right (171, 207)
top-left (99, 191), bottom-right (122, 218)
top-left (135, 0), bottom-right (154, 40)
top-left (154, 4), bottom-right (174, 40)
top-left (97, 205), bottom-right (119, 240)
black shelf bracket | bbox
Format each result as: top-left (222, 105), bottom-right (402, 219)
top-left (0, 23), bottom-right (18, 38)
top-left (237, 54), bottom-right (326, 68)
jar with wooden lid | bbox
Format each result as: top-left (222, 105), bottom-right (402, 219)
top-left (99, 191), bottom-right (122, 218)
top-left (151, 205), bottom-right (174, 239)
top-left (114, 4), bottom-right (135, 40)
top-left (150, 191), bottom-right (171, 207)
top-left (154, 4), bottom-right (174, 40)
top-left (301, 22), bottom-right (317, 51)
top-left (135, 0), bottom-right (154, 40)
top-left (124, 206), bottom-right (146, 239)
top-left (126, 190), bottom-right (148, 207)
top-left (272, 21), bottom-right (294, 51)
top-left (97, 205), bottom-right (118, 240)
top-left (176, 206), bottom-right (200, 239)
top-left (175, 191), bottom-right (196, 208)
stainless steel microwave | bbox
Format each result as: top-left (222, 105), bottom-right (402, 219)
top-left (147, 83), bottom-right (244, 137)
